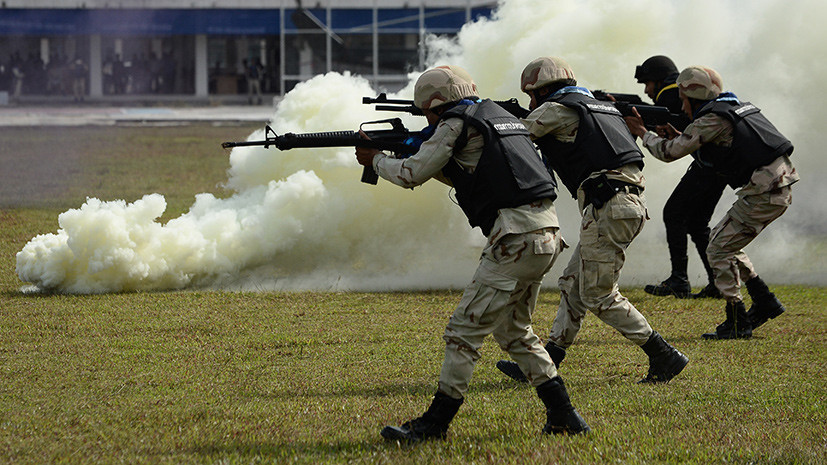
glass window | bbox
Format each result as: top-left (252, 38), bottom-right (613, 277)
top-left (377, 33), bottom-right (420, 75)
top-left (424, 8), bottom-right (468, 33)
top-left (377, 8), bottom-right (420, 32)
top-left (331, 34), bottom-right (373, 76)
top-left (331, 8), bottom-right (373, 32)
top-left (284, 8), bottom-right (328, 31)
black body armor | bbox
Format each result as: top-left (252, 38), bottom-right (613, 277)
top-left (695, 100), bottom-right (793, 188)
top-left (440, 100), bottom-right (557, 235)
top-left (534, 92), bottom-right (644, 198)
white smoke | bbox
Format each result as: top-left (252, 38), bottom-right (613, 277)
top-left (16, 0), bottom-right (827, 293)
top-left (17, 72), bottom-right (480, 293)
top-left (423, 0), bottom-right (827, 286)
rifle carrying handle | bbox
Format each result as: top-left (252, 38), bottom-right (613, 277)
top-left (361, 166), bottom-right (379, 185)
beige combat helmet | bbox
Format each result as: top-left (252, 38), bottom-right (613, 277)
top-left (677, 66), bottom-right (723, 100)
top-left (520, 56), bottom-right (576, 93)
top-left (413, 65), bottom-right (478, 110)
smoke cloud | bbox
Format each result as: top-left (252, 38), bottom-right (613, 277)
top-left (17, 0), bottom-right (827, 293)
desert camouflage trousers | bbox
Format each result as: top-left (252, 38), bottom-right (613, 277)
top-left (549, 191), bottom-right (653, 348)
top-left (438, 228), bottom-right (563, 398)
top-left (707, 185), bottom-right (793, 302)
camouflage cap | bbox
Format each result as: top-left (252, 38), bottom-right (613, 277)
top-left (520, 56), bottom-right (576, 93)
top-left (677, 66), bottom-right (723, 100)
top-left (413, 65), bottom-right (478, 110)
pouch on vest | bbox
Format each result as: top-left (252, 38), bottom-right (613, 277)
top-left (581, 174), bottom-right (617, 209)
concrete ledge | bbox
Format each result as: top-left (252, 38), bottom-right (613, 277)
top-left (0, 95), bottom-right (279, 126)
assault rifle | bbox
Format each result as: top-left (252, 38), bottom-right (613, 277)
top-left (222, 93), bottom-right (532, 186)
top-left (221, 118), bottom-right (422, 185)
top-left (363, 92), bottom-right (532, 119)
top-left (365, 91), bottom-right (682, 129)
top-left (591, 90), bottom-right (646, 105)
top-left (591, 90), bottom-right (688, 131)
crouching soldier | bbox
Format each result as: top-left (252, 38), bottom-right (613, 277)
top-left (356, 65), bottom-right (589, 442)
top-left (625, 65), bottom-right (798, 340)
top-left (496, 56), bottom-right (688, 385)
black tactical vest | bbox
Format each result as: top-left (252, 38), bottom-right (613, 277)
top-left (695, 100), bottom-right (793, 188)
top-left (534, 92), bottom-right (644, 198)
top-left (439, 100), bottom-right (558, 236)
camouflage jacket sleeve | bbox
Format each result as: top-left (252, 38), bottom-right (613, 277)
top-left (521, 101), bottom-right (580, 142)
top-left (373, 117), bottom-right (482, 189)
top-left (641, 113), bottom-right (733, 162)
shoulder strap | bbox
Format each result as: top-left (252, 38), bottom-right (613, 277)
top-left (449, 103), bottom-right (480, 156)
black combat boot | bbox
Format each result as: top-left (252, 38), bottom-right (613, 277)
top-left (495, 342), bottom-right (567, 383)
top-left (691, 239), bottom-right (721, 299)
top-left (380, 391), bottom-right (463, 443)
top-left (745, 276), bottom-right (785, 329)
top-left (536, 377), bottom-right (590, 435)
top-left (638, 331), bottom-right (689, 383)
top-left (702, 301), bottom-right (753, 340)
top-left (690, 282), bottom-right (723, 299)
top-left (644, 258), bottom-right (691, 298)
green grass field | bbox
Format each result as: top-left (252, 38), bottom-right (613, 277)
top-left (1, 125), bottom-right (825, 464)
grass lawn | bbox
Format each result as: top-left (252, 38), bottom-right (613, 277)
top-left (1, 124), bottom-right (824, 464)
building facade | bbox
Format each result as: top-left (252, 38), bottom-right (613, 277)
top-left (0, 0), bottom-right (495, 101)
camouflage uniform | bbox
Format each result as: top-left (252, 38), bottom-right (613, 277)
top-left (374, 66), bottom-right (589, 443)
top-left (642, 117), bottom-right (799, 302)
top-left (374, 115), bottom-right (564, 397)
top-left (522, 102), bottom-right (654, 348)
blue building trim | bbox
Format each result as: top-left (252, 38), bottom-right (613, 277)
top-left (0, 7), bottom-right (492, 36)
top-left (0, 9), bottom-right (280, 36)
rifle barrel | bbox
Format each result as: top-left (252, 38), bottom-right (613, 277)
top-left (362, 95), bottom-right (415, 105)
top-left (374, 104), bottom-right (423, 115)
top-left (221, 140), bottom-right (276, 148)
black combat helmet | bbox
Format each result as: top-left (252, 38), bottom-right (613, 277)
top-left (635, 55), bottom-right (678, 83)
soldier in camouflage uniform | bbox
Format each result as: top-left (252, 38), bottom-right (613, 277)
top-left (496, 57), bottom-right (688, 385)
top-left (355, 65), bottom-right (589, 443)
top-left (626, 65), bottom-right (798, 339)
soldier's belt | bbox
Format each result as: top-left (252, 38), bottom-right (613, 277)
top-left (582, 174), bottom-right (642, 209)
